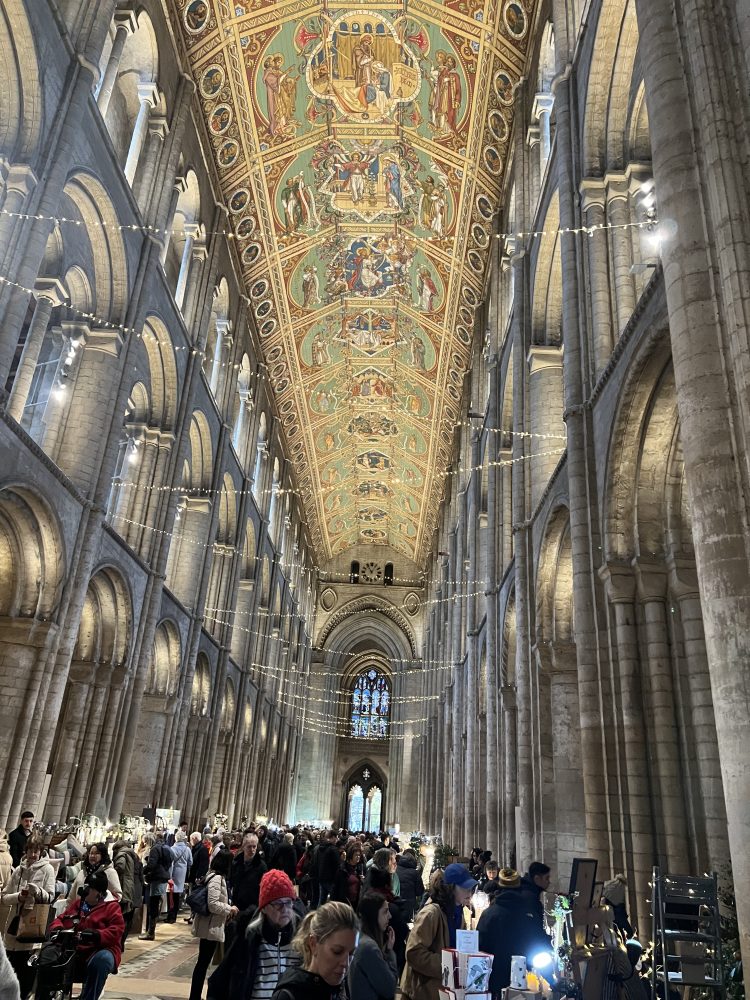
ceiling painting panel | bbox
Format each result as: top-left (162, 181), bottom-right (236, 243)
top-left (173, 0), bottom-right (535, 565)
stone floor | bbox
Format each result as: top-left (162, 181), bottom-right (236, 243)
top-left (103, 920), bottom-right (198, 1000)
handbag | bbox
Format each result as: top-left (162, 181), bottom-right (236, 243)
top-left (185, 873), bottom-right (215, 916)
top-left (15, 902), bottom-right (52, 943)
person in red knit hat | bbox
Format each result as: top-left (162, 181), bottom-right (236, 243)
top-left (43, 870), bottom-right (125, 1000)
top-left (207, 869), bottom-right (302, 1000)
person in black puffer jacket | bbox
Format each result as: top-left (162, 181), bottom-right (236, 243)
top-left (396, 850), bottom-right (423, 919)
top-left (477, 869), bottom-right (550, 994)
top-left (272, 902), bottom-right (358, 1000)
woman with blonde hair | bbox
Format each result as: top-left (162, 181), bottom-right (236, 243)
top-left (271, 900), bottom-right (358, 1000)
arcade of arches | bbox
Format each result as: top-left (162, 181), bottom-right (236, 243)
top-left (1, 0), bottom-right (749, 961)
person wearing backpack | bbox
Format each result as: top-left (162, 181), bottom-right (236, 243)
top-left (188, 850), bottom-right (238, 1000)
top-left (139, 834), bottom-right (173, 941)
top-left (112, 841), bottom-right (143, 946)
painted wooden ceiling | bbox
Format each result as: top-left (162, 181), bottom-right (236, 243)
top-left (173, 0), bottom-right (533, 566)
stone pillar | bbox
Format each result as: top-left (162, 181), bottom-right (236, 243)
top-left (666, 557), bottom-right (729, 872)
top-left (7, 278), bottom-right (67, 422)
top-left (526, 345), bottom-right (565, 508)
top-left (124, 83), bottom-right (159, 185)
top-left (526, 125), bottom-right (541, 208)
top-left (501, 685), bottom-right (517, 865)
top-left (160, 177), bottom-right (186, 265)
top-left (600, 562), bottom-right (654, 934)
top-left (0, 165), bottom-right (37, 273)
top-left (174, 222), bottom-right (198, 311)
top-left (95, 7), bottom-right (137, 117)
top-left (133, 114), bottom-right (168, 215)
top-left (554, 70), bottom-right (611, 867)
top-left (210, 318), bottom-right (232, 397)
top-left (605, 172), bottom-right (637, 334)
top-left (579, 178), bottom-right (614, 375)
top-left (534, 93), bottom-right (555, 167)
top-left (54, 327), bottom-right (126, 493)
top-left (634, 561), bottom-right (690, 868)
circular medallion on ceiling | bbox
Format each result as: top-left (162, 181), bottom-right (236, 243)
top-left (456, 325), bottom-right (471, 346)
top-left (468, 249), bottom-right (484, 273)
top-left (184, 0), bottom-right (209, 34)
top-left (271, 362), bottom-right (286, 380)
top-left (476, 194), bottom-right (494, 220)
top-left (488, 109), bottom-right (509, 143)
top-left (462, 285), bottom-right (480, 309)
top-left (217, 138), bottom-right (239, 168)
top-left (274, 378), bottom-right (289, 394)
top-left (447, 382), bottom-right (461, 400)
top-left (403, 592), bottom-right (420, 616)
top-left (472, 223), bottom-right (490, 249)
top-left (229, 188), bottom-right (250, 214)
top-left (266, 344), bottom-right (284, 363)
top-left (278, 397), bottom-right (294, 414)
top-left (200, 64), bottom-right (225, 98)
top-left (320, 588), bottom-right (337, 612)
top-left (494, 70), bottom-right (516, 106)
top-left (255, 300), bottom-right (272, 318)
top-left (208, 104), bottom-right (232, 135)
top-left (236, 216), bottom-right (255, 239)
top-left (459, 305), bottom-right (474, 327)
top-left (250, 278), bottom-right (268, 299)
top-left (484, 146), bottom-right (504, 177)
top-left (242, 243), bottom-right (260, 266)
top-left (260, 319), bottom-right (276, 337)
top-left (503, 1), bottom-right (528, 39)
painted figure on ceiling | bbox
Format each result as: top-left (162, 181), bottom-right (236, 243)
top-left (383, 157), bottom-right (404, 210)
top-left (336, 151), bottom-right (369, 204)
top-left (435, 55), bottom-right (462, 133)
top-left (409, 330), bottom-right (427, 370)
top-left (416, 267), bottom-right (438, 312)
top-left (311, 332), bottom-right (330, 366)
top-left (427, 51), bottom-right (448, 127)
top-left (347, 246), bottom-right (385, 295)
top-left (302, 265), bottom-right (321, 307)
top-left (281, 178), bottom-right (303, 231)
top-left (262, 55), bottom-right (298, 137)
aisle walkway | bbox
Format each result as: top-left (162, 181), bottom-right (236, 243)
top-left (103, 921), bottom-right (198, 1000)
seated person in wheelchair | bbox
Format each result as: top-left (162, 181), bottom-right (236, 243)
top-left (46, 870), bottom-right (125, 1000)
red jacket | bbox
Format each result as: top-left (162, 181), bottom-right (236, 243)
top-left (49, 891), bottom-right (125, 968)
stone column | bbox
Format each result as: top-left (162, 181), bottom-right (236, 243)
top-left (133, 114), bottom-right (168, 216)
top-left (210, 318), bottom-right (232, 397)
top-left (182, 237), bottom-right (209, 328)
top-left (526, 125), bottom-right (541, 208)
top-left (634, 561), bottom-right (690, 868)
top-left (554, 69), bottom-right (611, 866)
top-left (526, 345), bottom-right (565, 508)
top-left (605, 172), bottom-right (637, 334)
top-left (160, 176), bottom-right (186, 266)
top-left (667, 557), bottom-right (729, 872)
top-left (501, 685), bottom-right (517, 865)
top-left (579, 178), bottom-right (614, 375)
top-left (599, 562), bottom-right (655, 934)
top-left (0, 165), bottom-right (37, 273)
top-left (174, 222), bottom-right (198, 310)
top-left (7, 278), bottom-right (67, 422)
top-left (124, 83), bottom-right (159, 185)
top-left (534, 93), bottom-right (555, 167)
top-left (95, 7), bottom-right (137, 117)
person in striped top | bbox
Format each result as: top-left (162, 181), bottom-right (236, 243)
top-left (207, 870), bottom-right (301, 1000)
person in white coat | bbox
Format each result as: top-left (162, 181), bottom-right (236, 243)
top-left (189, 850), bottom-right (237, 1000)
top-left (1, 835), bottom-right (55, 998)
top-left (0, 937), bottom-right (20, 1000)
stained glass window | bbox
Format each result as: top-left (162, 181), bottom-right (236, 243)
top-left (351, 668), bottom-right (390, 739)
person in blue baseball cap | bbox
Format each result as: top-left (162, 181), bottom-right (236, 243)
top-left (400, 864), bottom-right (476, 1000)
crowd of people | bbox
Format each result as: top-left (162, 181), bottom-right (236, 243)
top-left (0, 810), bottom-right (646, 1000)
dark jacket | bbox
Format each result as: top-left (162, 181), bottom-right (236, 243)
top-left (477, 887), bottom-right (550, 993)
top-left (272, 966), bottom-right (349, 1000)
top-left (396, 856), bottom-right (423, 916)
top-left (207, 908), bottom-right (299, 1000)
top-left (191, 842), bottom-right (210, 882)
top-left (274, 842), bottom-right (298, 881)
top-left (229, 851), bottom-right (268, 912)
top-left (317, 843), bottom-right (341, 885)
top-left (478, 876), bottom-right (501, 901)
top-left (145, 842), bottom-right (173, 884)
top-left (8, 826), bottom-right (28, 867)
top-left (332, 863), bottom-right (361, 908)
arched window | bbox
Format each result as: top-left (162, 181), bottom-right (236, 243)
top-left (384, 562), bottom-right (394, 586)
top-left (351, 668), bottom-right (390, 739)
top-left (350, 560), bottom-right (360, 584)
